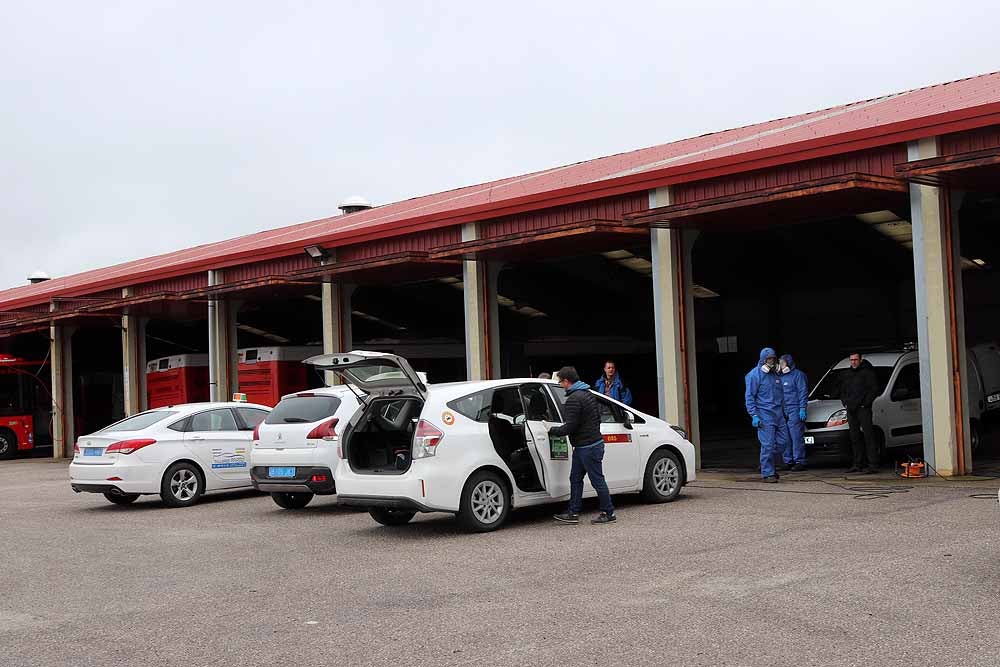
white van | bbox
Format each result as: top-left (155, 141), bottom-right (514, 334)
top-left (306, 351), bottom-right (697, 532)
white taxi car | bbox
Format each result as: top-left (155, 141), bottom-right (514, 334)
top-left (306, 351), bottom-right (696, 532)
top-left (69, 401), bottom-right (270, 507)
top-left (250, 386), bottom-right (360, 509)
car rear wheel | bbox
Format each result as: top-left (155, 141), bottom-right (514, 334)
top-left (457, 471), bottom-right (509, 532)
top-left (970, 419), bottom-right (983, 453)
top-left (641, 449), bottom-right (682, 503)
top-left (160, 462), bottom-right (204, 507)
top-left (103, 492), bottom-right (140, 506)
top-left (271, 491), bottom-right (314, 510)
top-left (0, 429), bottom-right (17, 459)
top-left (369, 507), bottom-right (416, 526)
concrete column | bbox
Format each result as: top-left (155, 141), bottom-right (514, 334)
top-left (321, 281), bottom-right (355, 385)
top-left (649, 186), bottom-right (701, 465)
top-left (49, 318), bottom-right (75, 459)
top-left (461, 223), bottom-right (499, 381)
top-left (207, 270), bottom-right (239, 401)
top-left (909, 137), bottom-right (969, 476)
top-left (121, 288), bottom-right (147, 415)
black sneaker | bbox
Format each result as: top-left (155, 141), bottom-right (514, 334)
top-left (553, 512), bottom-right (580, 524)
top-left (861, 467), bottom-right (879, 475)
top-left (845, 466), bottom-right (862, 473)
top-left (776, 463), bottom-right (792, 471)
top-left (591, 512), bottom-right (617, 524)
top-left (763, 476), bottom-right (779, 483)
top-left (791, 464), bottom-right (807, 472)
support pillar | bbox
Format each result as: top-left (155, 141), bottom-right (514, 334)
top-left (321, 281), bottom-right (355, 385)
top-left (909, 137), bottom-right (969, 475)
top-left (207, 270), bottom-right (239, 402)
top-left (49, 318), bottom-right (75, 459)
top-left (649, 186), bottom-right (701, 466)
top-left (121, 288), bottom-right (147, 415)
top-left (461, 223), bottom-right (500, 381)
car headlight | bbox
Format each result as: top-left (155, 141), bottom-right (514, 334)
top-left (826, 409), bottom-right (848, 428)
top-left (670, 425), bottom-right (689, 440)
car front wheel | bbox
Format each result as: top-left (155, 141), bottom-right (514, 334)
top-left (369, 508), bottom-right (416, 526)
top-left (271, 492), bottom-right (314, 510)
top-left (160, 462), bottom-right (204, 507)
top-left (0, 429), bottom-right (17, 459)
top-left (641, 449), bottom-right (683, 503)
top-left (457, 471), bottom-right (510, 532)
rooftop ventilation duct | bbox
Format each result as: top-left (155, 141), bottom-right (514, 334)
top-left (338, 195), bottom-right (373, 215)
top-left (27, 271), bottom-right (51, 284)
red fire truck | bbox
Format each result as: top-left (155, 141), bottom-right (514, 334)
top-left (0, 354), bottom-right (53, 459)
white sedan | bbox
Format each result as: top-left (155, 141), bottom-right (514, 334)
top-left (69, 402), bottom-right (270, 507)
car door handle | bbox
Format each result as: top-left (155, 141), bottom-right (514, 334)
top-left (191, 436), bottom-right (204, 440)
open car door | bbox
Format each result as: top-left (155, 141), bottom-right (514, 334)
top-left (304, 351), bottom-right (427, 400)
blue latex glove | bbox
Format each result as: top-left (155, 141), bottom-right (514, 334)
top-left (751, 415), bottom-right (761, 428)
top-left (799, 408), bottom-right (807, 421)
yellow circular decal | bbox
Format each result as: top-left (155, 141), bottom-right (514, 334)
top-left (442, 411), bottom-right (456, 426)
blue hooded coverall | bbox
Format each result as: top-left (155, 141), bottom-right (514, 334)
top-left (744, 347), bottom-right (785, 478)
top-left (778, 354), bottom-right (809, 466)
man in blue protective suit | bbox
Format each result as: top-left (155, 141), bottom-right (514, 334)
top-left (745, 347), bottom-right (785, 482)
top-left (778, 354), bottom-right (809, 471)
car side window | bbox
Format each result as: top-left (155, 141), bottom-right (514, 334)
top-left (594, 395), bottom-right (625, 423)
top-left (891, 364), bottom-right (921, 402)
top-left (519, 384), bottom-right (558, 421)
top-left (190, 409), bottom-right (239, 432)
top-left (490, 386), bottom-right (525, 424)
top-left (235, 408), bottom-right (268, 431)
top-left (168, 417), bottom-right (191, 432)
top-left (447, 388), bottom-right (495, 423)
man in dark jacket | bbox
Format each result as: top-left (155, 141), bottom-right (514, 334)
top-left (549, 366), bottom-right (615, 524)
top-left (840, 352), bottom-right (880, 474)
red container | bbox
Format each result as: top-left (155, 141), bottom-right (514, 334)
top-left (146, 354), bottom-right (209, 409)
top-left (238, 346), bottom-right (321, 407)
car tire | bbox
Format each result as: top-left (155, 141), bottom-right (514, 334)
top-left (457, 470), bottom-right (510, 532)
top-left (271, 491), bottom-right (314, 510)
top-left (160, 462), bottom-right (204, 507)
top-left (103, 492), bottom-right (140, 506)
top-left (0, 428), bottom-right (17, 459)
top-left (641, 449), bottom-right (683, 503)
top-left (970, 419), bottom-right (983, 454)
top-left (369, 507), bottom-right (416, 526)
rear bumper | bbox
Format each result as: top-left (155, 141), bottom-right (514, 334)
top-left (250, 466), bottom-right (336, 495)
top-left (71, 483), bottom-right (134, 495)
top-left (69, 461), bottom-right (160, 494)
top-left (336, 494), bottom-right (438, 513)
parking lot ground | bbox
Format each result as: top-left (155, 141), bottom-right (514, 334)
top-left (2, 459), bottom-right (999, 667)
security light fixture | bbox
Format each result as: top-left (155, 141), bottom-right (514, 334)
top-left (304, 245), bottom-right (330, 261)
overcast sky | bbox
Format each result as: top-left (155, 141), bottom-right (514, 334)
top-left (1, 0), bottom-right (996, 290)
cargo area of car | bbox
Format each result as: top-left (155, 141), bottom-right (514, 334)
top-left (344, 396), bottom-right (423, 474)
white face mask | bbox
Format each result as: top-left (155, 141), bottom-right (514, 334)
top-left (780, 365), bottom-right (791, 374)
top-left (761, 364), bottom-right (771, 373)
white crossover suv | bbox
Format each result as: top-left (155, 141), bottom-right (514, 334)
top-left (250, 386), bottom-right (361, 509)
top-left (69, 401), bottom-right (270, 507)
top-left (306, 351), bottom-right (697, 532)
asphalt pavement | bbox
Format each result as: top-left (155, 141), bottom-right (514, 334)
top-left (2, 459), bottom-right (999, 667)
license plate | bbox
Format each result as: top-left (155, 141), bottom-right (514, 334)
top-left (84, 447), bottom-right (103, 456)
top-left (268, 467), bottom-right (296, 478)
top-left (803, 436), bottom-right (815, 445)
top-left (988, 393), bottom-right (1000, 404)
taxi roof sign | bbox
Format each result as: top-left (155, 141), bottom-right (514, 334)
top-left (232, 392), bottom-right (248, 403)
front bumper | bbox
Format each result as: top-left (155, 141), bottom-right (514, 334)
top-left (250, 466), bottom-right (336, 495)
top-left (804, 428), bottom-right (850, 460)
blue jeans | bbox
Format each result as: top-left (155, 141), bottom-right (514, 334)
top-left (568, 441), bottom-right (614, 514)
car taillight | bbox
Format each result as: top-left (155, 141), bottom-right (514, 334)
top-left (826, 409), bottom-right (848, 428)
top-left (306, 418), bottom-right (339, 441)
top-left (412, 420), bottom-right (443, 459)
top-left (105, 439), bottom-right (157, 455)
top-left (73, 442), bottom-right (80, 455)
top-left (252, 422), bottom-right (261, 442)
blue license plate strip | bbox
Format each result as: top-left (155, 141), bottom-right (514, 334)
top-left (268, 467), bottom-right (296, 478)
top-left (84, 447), bottom-right (103, 456)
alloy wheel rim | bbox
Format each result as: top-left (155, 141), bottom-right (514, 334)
top-left (653, 458), bottom-right (678, 496)
top-left (170, 469), bottom-right (198, 501)
top-left (470, 480), bottom-right (504, 524)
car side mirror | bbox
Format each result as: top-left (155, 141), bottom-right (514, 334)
top-left (622, 411), bottom-right (634, 430)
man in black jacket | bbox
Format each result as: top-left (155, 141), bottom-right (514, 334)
top-left (840, 352), bottom-right (880, 474)
top-left (549, 366), bottom-right (616, 524)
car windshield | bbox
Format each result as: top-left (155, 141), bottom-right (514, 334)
top-left (810, 367), bottom-right (893, 400)
top-left (265, 395), bottom-right (342, 425)
top-left (100, 411), bottom-right (178, 432)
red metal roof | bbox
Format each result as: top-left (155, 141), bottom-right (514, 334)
top-left (3, 71), bottom-right (1000, 311)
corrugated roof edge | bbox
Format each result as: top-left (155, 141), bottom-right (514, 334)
top-left (2, 71), bottom-right (1000, 312)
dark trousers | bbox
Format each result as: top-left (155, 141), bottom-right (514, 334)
top-left (847, 406), bottom-right (879, 468)
top-left (568, 441), bottom-right (614, 514)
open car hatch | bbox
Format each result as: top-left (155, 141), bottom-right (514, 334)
top-left (304, 351), bottom-right (427, 400)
